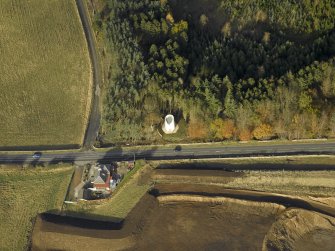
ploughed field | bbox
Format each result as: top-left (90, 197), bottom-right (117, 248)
top-left (0, 0), bottom-right (92, 148)
top-left (31, 159), bottom-right (335, 251)
top-left (32, 187), bottom-right (335, 251)
top-left (32, 193), bottom-right (282, 251)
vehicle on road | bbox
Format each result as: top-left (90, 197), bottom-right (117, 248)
top-left (32, 152), bottom-right (42, 160)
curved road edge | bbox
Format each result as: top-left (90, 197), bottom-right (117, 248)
top-left (76, 0), bottom-right (101, 149)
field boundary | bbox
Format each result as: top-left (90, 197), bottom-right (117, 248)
top-left (0, 144), bottom-right (80, 151)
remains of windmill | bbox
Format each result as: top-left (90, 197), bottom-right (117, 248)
top-left (162, 114), bottom-right (179, 134)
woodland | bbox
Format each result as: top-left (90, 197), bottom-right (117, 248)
top-left (93, 0), bottom-right (335, 144)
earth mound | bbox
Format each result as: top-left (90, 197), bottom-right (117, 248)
top-left (263, 208), bottom-right (335, 251)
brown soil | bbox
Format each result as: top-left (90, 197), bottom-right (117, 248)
top-left (31, 190), bottom-right (335, 251)
top-left (31, 169), bottom-right (335, 251)
top-left (31, 194), bottom-right (157, 250)
top-left (153, 183), bottom-right (335, 218)
top-left (263, 208), bottom-right (335, 251)
top-left (308, 197), bottom-right (335, 208)
top-left (134, 197), bottom-right (282, 251)
top-left (32, 193), bottom-right (282, 251)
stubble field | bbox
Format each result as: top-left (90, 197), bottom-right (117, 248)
top-left (0, 0), bottom-right (92, 149)
top-left (0, 165), bottom-right (73, 251)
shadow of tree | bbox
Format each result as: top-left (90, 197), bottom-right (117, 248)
top-left (156, 161), bottom-right (335, 171)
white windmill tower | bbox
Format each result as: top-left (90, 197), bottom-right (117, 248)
top-left (162, 114), bottom-right (178, 134)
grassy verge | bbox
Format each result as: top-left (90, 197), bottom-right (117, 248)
top-left (0, 149), bottom-right (82, 155)
top-left (224, 170), bottom-right (335, 196)
top-left (153, 155), bottom-right (335, 166)
top-left (0, 165), bottom-right (74, 251)
top-left (0, 0), bottom-right (92, 147)
top-left (64, 160), bottom-right (152, 220)
top-left (152, 157), bottom-right (335, 197)
top-left (93, 138), bottom-right (335, 152)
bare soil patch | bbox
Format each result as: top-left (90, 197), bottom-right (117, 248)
top-left (135, 197), bottom-right (281, 251)
top-left (153, 183), bottom-right (335, 218)
top-left (32, 185), bottom-right (335, 251)
top-left (31, 163), bottom-right (335, 251)
top-left (32, 192), bottom-right (281, 251)
top-left (263, 208), bottom-right (335, 251)
top-left (31, 194), bottom-right (156, 250)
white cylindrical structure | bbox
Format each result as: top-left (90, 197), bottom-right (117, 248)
top-left (164, 114), bottom-right (175, 133)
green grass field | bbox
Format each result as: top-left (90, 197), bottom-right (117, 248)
top-left (224, 170), bottom-right (335, 196)
top-left (0, 165), bottom-right (73, 251)
top-left (0, 0), bottom-right (92, 148)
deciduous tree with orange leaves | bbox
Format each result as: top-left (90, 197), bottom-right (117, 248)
top-left (187, 120), bottom-right (208, 139)
top-left (238, 128), bottom-right (252, 141)
top-left (210, 119), bottom-right (236, 140)
top-left (252, 123), bottom-right (273, 140)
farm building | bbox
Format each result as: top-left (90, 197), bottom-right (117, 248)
top-left (88, 164), bottom-right (111, 191)
top-left (71, 162), bottom-right (134, 200)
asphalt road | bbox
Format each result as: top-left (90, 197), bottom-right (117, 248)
top-left (76, 0), bottom-right (101, 149)
top-left (0, 142), bottom-right (334, 165)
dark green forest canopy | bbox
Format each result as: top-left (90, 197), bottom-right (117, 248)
top-left (96, 0), bottom-right (335, 144)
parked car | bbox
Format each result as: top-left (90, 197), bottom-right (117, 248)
top-left (32, 152), bottom-right (42, 160)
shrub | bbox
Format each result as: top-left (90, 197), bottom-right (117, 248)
top-left (238, 128), bottom-right (252, 141)
top-left (253, 123), bottom-right (273, 140)
top-left (210, 119), bottom-right (236, 140)
top-left (187, 120), bottom-right (208, 139)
